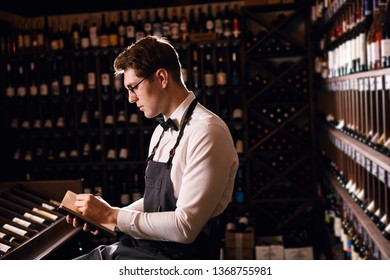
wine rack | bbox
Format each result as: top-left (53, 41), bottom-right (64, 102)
top-left (241, 2), bottom-right (316, 239)
top-left (0, 179), bottom-right (82, 259)
top-left (313, 0), bottom-right (390, 259)
top-left (0, 2), bottom-right (246, 209)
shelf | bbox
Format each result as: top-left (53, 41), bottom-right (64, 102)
top-left (325, 67), bottom-right (390, 82)
top-left (324, 168), bottom-right (390, 260)
top-left (322, 125), bottom-right (390, 174)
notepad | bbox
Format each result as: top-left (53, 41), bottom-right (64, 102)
top-left (58, 190), bottom-right (117, 237)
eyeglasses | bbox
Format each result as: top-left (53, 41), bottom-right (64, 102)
top-left (127, 72), bottom-right (155, 97)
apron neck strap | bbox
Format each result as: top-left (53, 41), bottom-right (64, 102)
top-left (147, 98), bottom-right (198, 164)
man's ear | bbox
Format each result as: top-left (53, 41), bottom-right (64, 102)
top-left (156, 68), bottom-right (169, 88)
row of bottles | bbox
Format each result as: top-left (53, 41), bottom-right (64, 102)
top-left (0, 187), bottom-right (63, 258)
top-left (313, 0), bottom-right (390, 78)
top-left (318, 74), bottom-right (390, 156)
top-left (0, 2), bottom-right (242, 55)
top-left (2, 43), bottom-right (242, 100)
top-left (321, 181), bottom-right (380, 259)
top-left (321, 134), bottom-right (390, 244)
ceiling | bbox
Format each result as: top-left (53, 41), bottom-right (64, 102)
top-left (0, 0), bottom-right (237, 17)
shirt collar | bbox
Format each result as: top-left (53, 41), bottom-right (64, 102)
top-left (163, 92), bottom-right (195, 130)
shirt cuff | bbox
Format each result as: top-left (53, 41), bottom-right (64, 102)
top-left (117, 208), bottom-right (142, 239)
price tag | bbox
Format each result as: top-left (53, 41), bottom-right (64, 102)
top-left (365, 158), bottom-right (371, 173)
top-left (359, 79), bottom-right (364, 92)
top-left (370, 77), bottom-right (375, 91)
top-left (364, 78), bottom-right (369, 91)
top-left (371, 162), bottom-right (378, 177)
top-left (378, 167), bottom-right (385, 183)
top-left (385, 75), bottom-right (390, 90)
top-left (360, 154), bottom-right (366, 167)
top-left (388, 172), bottom-right (390, 188)
top-left (376, 76), bottom-right (383, 91)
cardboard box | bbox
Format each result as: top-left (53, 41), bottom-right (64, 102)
top-left (225, 230), bottom-right (255, 248)
top-left (225, 248), bottom-right (254, 260)
top-left (284, 246), bottom-right (314, 260)
top-left (256, 245), bottom-right (284, 260)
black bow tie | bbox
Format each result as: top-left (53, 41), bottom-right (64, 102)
top-left (156, 115), bottom-right (178, 131)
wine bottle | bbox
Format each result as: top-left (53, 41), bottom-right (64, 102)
top-left (152, 10), bottom-right (162, 38)
top-left (170, 8), bottom-right (180, 42)
top-left (11, 187), bottom-right (59, 210)
top-left (89, 16), bottom-right (99, 48)
top-left (86, 54), bottom-right (97, 97)
top-left (0, 192), bottom-right (59, 222)
top-left (125, 11), bottom-right (135, 45)
top-left (62, 55), bottom-right (73, 96)
top-left (222, 5), bottom-right (232, 39)
top-left (0, 240), bottom-right (13, 257)
top-left (99, 13), bottom-right (109, 48)
top-left (0, 216), bottom-right (36, 238)
top-left (232, 4), bottom-right (241, 39)
top-left (80, 19), bottom-right (90, 50)
top-left (144, 11), bottom-right (152, 37)
top-left (191, 48), bottom-right (201, 89)
top-left (214, 5), bottom-right (223, 39)
top-left (74, 58), bottom-right (86, 95)
top-left (216, 49), bottom-right (227, 87)
top-left (108, 14), bottom-right (119, 47)
top-left (100, 53), bottom-right (111, 95)
top-left (234, 166), bottom-right (245, 204)
top-left (117, 12), bottom-right (126, 47)
top-left (231, 48), bottom-right (241, 86)
top-left (205, 5), bottom-right (215, 33)
top-left (0, 206), bottom-right (45, 231)
top-left (135, 11), bottom-right (145, 42)
top-left (162, 8), bottom-right (171, 40)
top-left (381, 0), bottom-right (390, 67)
top-left (105, 133), bottom-right (117, 161)
top-left (28, 60), bottom-right (38, 97)
top-left (179, 7), bottom-right (189, 42)
top-left (0, 229), bottom-right (26, 245)
top-left (132, 172), bottom-right (142, 202)
top-left (50, 58), bottom-right (61, 96)
top-left (5, 62), bottom-right (16, 98)
top-left (0, 196), bottom-right (52, 228)
top-left (117, 132), bottom-right (128, 161)
top-left (204, 49), bottom-right (215, 88)
top-left (16, 62), bottom-right (27, 98)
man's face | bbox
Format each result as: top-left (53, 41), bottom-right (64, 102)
top-left (123, 68), bottom-right (160, 119)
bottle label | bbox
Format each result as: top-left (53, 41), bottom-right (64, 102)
top-left (12, 217), bottom-right (31, 228)
top-left (29, 84), bottom-right (38, 96)
top-left (204, 73), bottom-right (215, 87)
top-left (39, 83), bottom-right (48, 96)
top-left (106, 149), bottom-right (116, 160)
top-left (81, 37), bottom-right (90, 49)
top-left (101, 73), bottom-right (110, 86)
top-left (120, 193), bottom-right (130, 205)
top-left (88, 72), bottom-right (96, 89)
top-left (6, 86), bottom-right (15, 97)
top-left (17, 86), bottom-right (27, 97)
top-left (126, 26), bottom-right (135, 39)
top-left (119, 148), bottom-right (128, 159)
top-left (76, 82), bottom-right (85, 93)
top-left (63, 75), bottom-right (72, 86)
top-left (0, 243), bottom-right (11, 253)
top-left (216, 72), bottom-right (227, 86)
top-left (51, 80), bottom-right (60, 96)
top-left (32, 208), bottom-right (58, 221)
top-left (24, 212), bottom-right (45, 224)
top-left (3, 224), bottom-right (28, 236)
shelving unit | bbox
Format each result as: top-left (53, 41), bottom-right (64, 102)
top-left (241, 2), bottom-right (316, 239)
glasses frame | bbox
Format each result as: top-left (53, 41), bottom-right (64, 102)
top-left (127, 71), bottom-right (155, 97)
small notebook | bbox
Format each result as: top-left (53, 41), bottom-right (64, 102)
top-left (58, 190), bottom-right (117, 237)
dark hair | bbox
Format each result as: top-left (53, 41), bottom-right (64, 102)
top-left (113, 35), bottom-right (182, 83)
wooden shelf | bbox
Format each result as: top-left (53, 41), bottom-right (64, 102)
top-left (322, 125), bottom-right (390, 174)
top-left (323, 168), bottom-right (390, 260)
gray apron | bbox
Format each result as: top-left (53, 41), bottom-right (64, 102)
top-left (110, 99), bottom-right (220, 260)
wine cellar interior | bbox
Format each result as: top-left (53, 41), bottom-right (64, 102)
top-left (0, 0), bottom-right (389, 260)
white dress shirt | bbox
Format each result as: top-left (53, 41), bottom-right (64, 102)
top-left (117, 92), bottom-right (239, 243)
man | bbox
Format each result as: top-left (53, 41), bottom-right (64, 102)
top-left (67, 35), bottom-right (239, 259)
